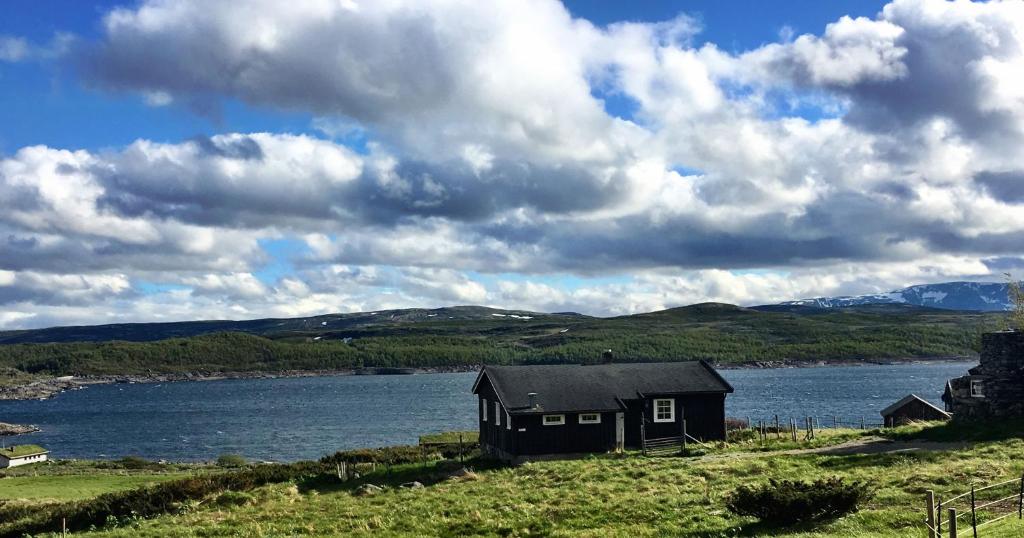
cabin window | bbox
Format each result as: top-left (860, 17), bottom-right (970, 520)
top-left (506, 410), bottom-right (512, 430)
top-left (579, 413), bottom-right (601, 424)
top-left (543, 414), bottom-right (565, 426)
top-left (653, 398), bottom-right (675, 422)
top-left (971, 380), bottom-right (985, 398)
top-left (482, 398), bottom-right (488, 421)
top-left (495, 401), bottom-right (501, 426)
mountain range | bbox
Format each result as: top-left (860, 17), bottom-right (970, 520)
top-left (773, 281), bottom-right (1012, 312)
top-left (0, 281), bottom-right (1014, 347)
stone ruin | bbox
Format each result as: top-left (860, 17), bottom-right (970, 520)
top-left (943, 331), bottom-right (1024, 419)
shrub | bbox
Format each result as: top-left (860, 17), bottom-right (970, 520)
top-left (724, 417), bottom-right (749, 431)
top-left (106, 456), bottom-right (162, 470)
top-left (725, 477), bottom-right (874, 526)
top-left (216, 454), bottom-right (248, 468)
top-left (321, 445), bottom-right (424, 465)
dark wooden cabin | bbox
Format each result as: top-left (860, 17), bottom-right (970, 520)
top-left (880, 394), bottom-right (950, 426)
top-left (472, 361), bottom-right (734, 462)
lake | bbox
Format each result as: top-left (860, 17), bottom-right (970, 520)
top-left (0, 361), bottom-right (973, 462)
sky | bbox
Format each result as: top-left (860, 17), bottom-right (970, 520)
top-left (1, 0), bottom-right (1023, 329)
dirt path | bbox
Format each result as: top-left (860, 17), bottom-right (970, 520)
top-left (695, 436), bottom-right (971, 463)
top-left (782, 436), bottom-right (971, 456)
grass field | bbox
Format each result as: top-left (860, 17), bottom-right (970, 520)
top-left (0, 460), bottom-right (208, 503)
top-left (0, 474), bottom-right (186, 502)
top-left (8, 422), bottom-right (1022, 537)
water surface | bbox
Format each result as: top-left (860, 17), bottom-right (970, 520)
top-left (0, 361), bottom-right (973, 461)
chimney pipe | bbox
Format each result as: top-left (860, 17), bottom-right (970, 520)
top-left (528, 392), bottom-right (538, 409)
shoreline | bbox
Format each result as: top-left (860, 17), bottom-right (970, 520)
top-left (0, 356), bottom-right (975, 402)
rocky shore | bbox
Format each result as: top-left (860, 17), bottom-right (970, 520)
top-left (0, 421), bottom-right (40, 435)
top-left (0, 357), bottom-right (971, 402)
top-left (714, 355), bottom-right (974, 370)
top-left (0, 365), bottom-right (481, 402)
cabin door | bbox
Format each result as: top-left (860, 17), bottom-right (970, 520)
top-left (615, 412), bottom-right (624, 452)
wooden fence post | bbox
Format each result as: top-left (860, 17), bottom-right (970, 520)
top-left (774, 415), bottom-right (780, 439)
top-left (861, 416), bottom-right (865, 430)
top-left (1018, 473), bottom-right (1023, 519)
top-left (791, 419), bottom-right (797, 442)
top-left (833, 416), bottom-right (838, 429)
top-left (937, 497), bottom-right (943, 537)
top-left (459, 433), bottom-right (465, 463)
top-left (681, 419), bottom-right (688, 452)
top-left (641, 420), bottom-right (648, 456)
top-left (926, 490), bottom-right (936, 538)
top-left (949, 508), bottom-right (958, 538)
top-left (970, 485), bottom-right (977, 538)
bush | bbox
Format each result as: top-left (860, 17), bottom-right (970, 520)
top-left (725, 477), bottom-right (874, 526)
top-left (724, 417), bottom-right (749, 431)
top-left (106, 456), bottom-right (162, 470)
top-left (321, 445), bottom-right (424, 465)
top-left (216, 454), bottom-right (248, 468)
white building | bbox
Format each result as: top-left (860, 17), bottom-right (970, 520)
top-left (0, 445), bottom-right (49, 468)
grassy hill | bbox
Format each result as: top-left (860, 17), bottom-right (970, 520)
top-left (3, 421), bottom-right (1023, 537)
top-left (0, 304), bottom-right (1007, 378)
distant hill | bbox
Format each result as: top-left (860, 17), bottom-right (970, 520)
top-left (0, 306), bottom-right (584, 345)
top-left (0, 300), bottom-right (1006, 379)
top-left (769, 282), bottom-right (1012, 312)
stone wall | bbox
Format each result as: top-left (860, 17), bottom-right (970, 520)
top-left (947, 331), bottom-right (1024, 419)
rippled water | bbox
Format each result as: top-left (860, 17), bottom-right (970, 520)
top-left (0, 361), bottom-right (973, 461)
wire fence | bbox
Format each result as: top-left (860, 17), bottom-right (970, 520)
top-left (732, 414), bottom-right (891, 443)
top-left (924, 475), bottom-right (1024, 537)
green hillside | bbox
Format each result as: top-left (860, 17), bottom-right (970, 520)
top-left (0, 304), bottom-right (1006, 378)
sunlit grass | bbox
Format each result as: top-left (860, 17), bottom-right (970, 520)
top-left (35, 422), bottom-right (1019, 537)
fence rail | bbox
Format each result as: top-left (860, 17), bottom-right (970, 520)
top-left (925, 475), bottom-right (1024, 537)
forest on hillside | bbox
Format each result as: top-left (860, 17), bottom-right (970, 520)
top-left (0, 305), bottom-right (1005, 378)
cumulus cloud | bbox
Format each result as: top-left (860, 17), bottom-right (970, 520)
top-left (2, 0), bottom-right (1024, 328)
top-left (0, 33), bottom-right (73, 63)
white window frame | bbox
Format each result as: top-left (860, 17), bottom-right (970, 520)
top-left (482, 398), bottom-right (488, 421)
top-left (506, 410), bottom-right (512, 430)
top-left (495, 401), bottom-right (501, 426)
top-left (971, 379), bottom-right (985, 398)
top-left (578, 413), bottom-right (601, 424)
top-left (542, 414), bottom-right (565, 426)
top-left (653, 398), bottom-right (675, 423)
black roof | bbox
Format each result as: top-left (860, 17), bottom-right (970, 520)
top-left (473, 361), bottom-right (733, 414)
top-left (880, 394), bottom-right (950, 418)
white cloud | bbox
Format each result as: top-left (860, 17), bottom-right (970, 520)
top-left (2, 0), bottom-right (1024, 328)
top-left (0, 36), bottom-right (29, 62)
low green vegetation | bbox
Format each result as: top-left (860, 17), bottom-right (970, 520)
top-left (3, 422), bottom-right (1022, 537)
top-left (216, 454), bottom-right (248, 468)
top-left (726, 477), bottom-right (875, 526)
top-left (418, 431), bottom-right (478, 446)
top-left (0, 444), bottom-right (46, 458)
top-left (0, 305), bottom-right (1004, 379)
top-left (0, 460), bottom-right (206, 503)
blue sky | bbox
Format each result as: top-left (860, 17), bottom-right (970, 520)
top-left (0, 0), bottom-right (1020, 328)
top-left (1, 0), bottom-right (888, 154)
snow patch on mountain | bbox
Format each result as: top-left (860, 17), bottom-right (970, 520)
top-left (777, 282), bottom-right (1013, 312)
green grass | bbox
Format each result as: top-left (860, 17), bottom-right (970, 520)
top-left (0, 444), bottom-right (47, 458)
top-left (0, 460), bottom-right (210, 503)
top-left (0, 474), bottom-right (184, 502)
top-left (18, 422), bottom-right (1022, 537)
top-left (419, 431), bottom-right (478, 446)
top-left (0, 306), bottom-right (1005, 379)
